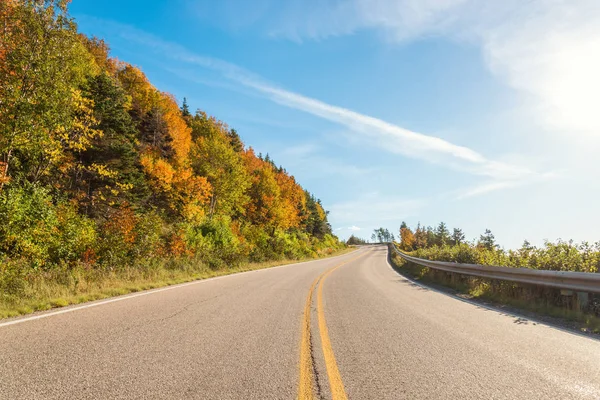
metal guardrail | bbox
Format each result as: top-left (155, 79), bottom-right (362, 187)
top-left (390, 244), bottom-right (600, 294)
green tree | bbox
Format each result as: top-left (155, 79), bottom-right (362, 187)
top-left (303, 192), bottom-right (331, 238)
top-left (227, 129), bottom-right (244, 153)
top-left (75, 72), bottom-right (148, 216)
top-left (0, 0), bottom-right (94, 189)
top-left (452, 228), bottom-right (465, 246)
top-left (479, 229), bottom-right (497, 250)
top-left (434, 222), bottom-right (450, 246)
top-left (191, 115), bottom-right (249, 217)
top-left (181, 97), bottom-right (191, 118)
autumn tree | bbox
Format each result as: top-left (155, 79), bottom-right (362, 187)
top-left (191, 112), bottom-right (250, 218)
top-left (399, 222), bottom-right (415, 251)
top-left (414, 223), bottom-right (428, 249)
top-left (0, 0), bottom-right (96, 189)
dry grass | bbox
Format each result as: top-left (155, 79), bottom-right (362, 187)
top-left (0, 247), bottom-right (355, 320)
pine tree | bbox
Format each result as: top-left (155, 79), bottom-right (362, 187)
top-left (452, 228), bottom-right (465, 246)
top-left (479, 229), bottom-right (497, 250)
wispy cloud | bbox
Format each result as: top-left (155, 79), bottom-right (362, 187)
top-left (86, 16), bottom-right (536, 183)
top-left (276, 142), bottom-right (376, 178)
top-left (335, 225), bottom-right (362, 232)
top-left (455, 171), bottom-right (560, 200)
top-left (327, 193), bottom-right (425, 226)
top-left (201, 0), bottom-right (600, 136)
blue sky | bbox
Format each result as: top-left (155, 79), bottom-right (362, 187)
top-left (70, 0), bottom-right (600, 248)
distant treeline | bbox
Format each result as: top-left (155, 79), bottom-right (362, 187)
top-left (348, 221), bottom-right (599, 273)
top-left (397, 222), bottom-right (599, 273)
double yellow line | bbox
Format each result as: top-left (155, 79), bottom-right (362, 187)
top-left (298, 250), bottom-right (369, 400)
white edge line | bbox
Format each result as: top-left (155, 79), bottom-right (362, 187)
top-left (0, 249), bottom-right (361, 329)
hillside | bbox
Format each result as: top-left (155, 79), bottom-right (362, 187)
top-left (0, 1), bottom-right (343, 317)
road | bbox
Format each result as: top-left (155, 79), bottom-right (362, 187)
top-left (1, 246), bottom-right (600, 399)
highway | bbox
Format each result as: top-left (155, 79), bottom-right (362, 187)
top-left (1, 246), bottom-right (599, 399)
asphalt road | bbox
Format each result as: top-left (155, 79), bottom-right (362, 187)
top-left (1, 246), bottom-right (599, 399)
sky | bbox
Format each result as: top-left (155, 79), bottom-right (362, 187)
top-left (70, 0), bottom-right (600, 248)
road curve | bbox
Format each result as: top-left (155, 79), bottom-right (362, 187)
top-left (1, 246), bottom-right (599, 399)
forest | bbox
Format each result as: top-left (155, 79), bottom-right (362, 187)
top-left (0, 1), bottom-right (343, 316)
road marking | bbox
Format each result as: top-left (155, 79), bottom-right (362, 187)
top-left (298, 275), bottom-right (320, 400)
top-left (0, 251), bottom-right (358, 329)
top-left (298, 250), bottom-right (370, 400)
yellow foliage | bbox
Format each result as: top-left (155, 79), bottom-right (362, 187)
top-left (159, 93), bottom-right (192, 165)
top-left (140, 153), bottom-right (175, 189)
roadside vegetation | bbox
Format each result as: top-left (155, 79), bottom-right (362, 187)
top-left (0, 1), bottom-right (344, 319)
top-left (390, 221), bottom-right (600, 333)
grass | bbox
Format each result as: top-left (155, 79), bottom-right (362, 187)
top-left (0, 247), bottom-right (356, 320)
top-left (388, 248), bottom-right (600, 334)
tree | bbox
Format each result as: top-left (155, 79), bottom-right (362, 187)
top-left (192, 118), bottom-right (249, 218)
top-left (373, 227), bottom-right (393, 243)
top-left (73, 72), bottom-right (148, 216)
top-left (346, 235), bottom-right (367, 245)
top-left (181, 97), bottom-right (191, 118)
top-left (479, 229), bottom-right (497, 250)
top-left (303, 191), bottom-right (331, 238)
top-left (452, 228), bottom-right (465, 246)
top-left (0, 0), bottom-right (95, 189)
top-left (227, 128), bottom-right (244, 153)
top-left (414, 223), bottom-right (428, 249)
top-left (399, 223), bottom-right (415, 251)
top-left (435, 222), bottom-right (450, 246)
top-left (426, 226), bottom-right (436, 247)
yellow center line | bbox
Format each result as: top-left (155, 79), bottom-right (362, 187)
top-left (298, 250), bottom-right (370, 400)
top-left (298, 274), bottom-right (321, 400)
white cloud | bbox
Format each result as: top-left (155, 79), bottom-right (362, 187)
top-left (335, 225), bottom-right (362, 232)
top-left (455, 171), bottom-right (560, 199)
top-left (89, 17), bottom-right (535, 182)
top-left (212, 0), bottom-right (600, 136)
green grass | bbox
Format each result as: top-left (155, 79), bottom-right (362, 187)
top-left (0, 247), bottom-right (356, 320)
top-left (388, 249), bottom-right (600, 334)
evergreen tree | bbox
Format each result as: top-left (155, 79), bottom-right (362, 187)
top-left (452, 228), bottom-right (465, 246)
top-left (435, 222), bottom-right (450, 246)
top-left (181, 97), bottom-right (191, 117)
top-left (479, 229), bottom-right (497, 250)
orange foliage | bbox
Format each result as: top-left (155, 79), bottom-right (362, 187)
top-left (140, 152), bottom-right (175, 190)
top-left (400, 227), bottom-right (416, 251)
top-left (159, 93), bottom-right (192, 165)
top-left (105, 203), bottom-right (137, 245)
top-left (243, 148), bottom-right (293, 228)
top-left (168, 231), bottom-right (187, 257)
top-left (276, 171), bottom-right (307, 230)
top-left (141, 150), bottom-right (211, 220)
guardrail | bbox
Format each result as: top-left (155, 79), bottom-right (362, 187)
top-left (390, 244), bottom-right (600, 294)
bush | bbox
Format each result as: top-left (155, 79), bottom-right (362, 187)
top-left (0, 184), bottom-right (97, 268)
top-left (0, 184), bottom-right (59, 268)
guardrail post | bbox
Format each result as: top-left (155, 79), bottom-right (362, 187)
top-left (576, 292), bottom-right (590, 311)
